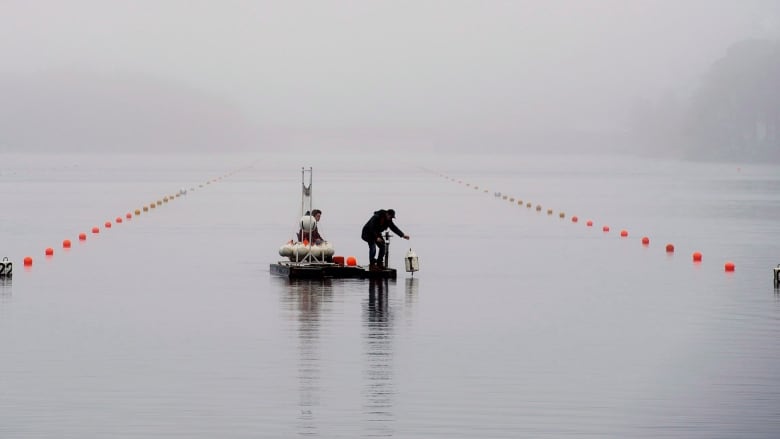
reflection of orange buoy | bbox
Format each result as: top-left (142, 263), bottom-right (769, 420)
top-left (725, 261), bottom-right (735, 272)
top-left (586, 220), bottom-right (593, 227)
top-left (641, 236), bottom-right (650, 245)
top-left (620, 229), bottom-right (628, 237)
top-left (45, 247), bottom-right (54, 256)
top-left (92, 227), bottom-right (100, 234)
top-left (692, 251), bottom-right (702, 262)
top-left (666, 243), bottom-right (675, 253)
top-left (79, 233), bottom-right (87, 241)
top-left (571, 216), bottom-right (578, 223)
top-left (24, 256), bottom-right (33, 266)
top-left (346, 256), bottom-right (357, 266)
top-left (63, 239), bottom-right (71, 248)
top-left (602, 225), bottom-right (610, 232)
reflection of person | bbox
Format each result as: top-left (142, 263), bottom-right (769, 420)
top-left (360, 209), bottom-right (409, 269)
top-left (298, 209), bottom-right (325, 244)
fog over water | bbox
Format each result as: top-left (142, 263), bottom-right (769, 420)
top-left (1, 1), bottom-right (778, 154)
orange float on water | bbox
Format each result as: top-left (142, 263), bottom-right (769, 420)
top-left (620, 229), bottom-right (628, 237)
top-left (116, 217), bottom-right (123, 223)
top-left (346, 256), bottom-right (357, 266)
top-left (571, 216), bottom-right (578, 223)
top-left (104, 221), bottom-right (112, 228)
top-left (23, 256), bottom-right (33, 266)
top-left (692, 251), bottom-right (702, 262)
top-left (586, 220), bottom-right (593, 227)
top-left (45, 247), bottom-right (54, 256)
top-left (79, 233), bottom-right (87, 241)
top-left (641, 236), bottom-right (650, 245)
top-left (602, 225), bottom-right (610, 232)
top-left (63, 239), bottom-right (71, 248)
top-left (725, 261), bottom-right (735, 272)
top-left (665, 243), bottom-right (675, 253)
top-left (126, 213), bottom-right (132, 219)
top-left (92, 227), bottom-right (100, 234)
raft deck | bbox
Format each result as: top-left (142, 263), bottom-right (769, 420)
top-left (270, 261), bottom-right (397, 280)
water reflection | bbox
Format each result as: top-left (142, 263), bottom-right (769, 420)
top-left (279, 279), bottom-right (333, 437)
top-left (363, 278), bottom-right (395, 437)
top-left (0, 277), bottom-right (11, 301)
top-left (405, 277), bottom-right (418, 307)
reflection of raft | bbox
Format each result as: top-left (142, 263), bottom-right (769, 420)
top-left (279, 241), bottom-right (335, 261)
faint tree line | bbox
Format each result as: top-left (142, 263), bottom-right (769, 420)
top-left (630, 39), bottom-right (780, 162)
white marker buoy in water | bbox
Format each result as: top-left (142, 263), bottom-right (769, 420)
top-left (0, 257), bottom-right (12, 277)
top-left (405, 248), bottom-right (419, 275)
top-left (774, 264), bottom-right (780, 288)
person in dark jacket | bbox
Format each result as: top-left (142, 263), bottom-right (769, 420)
top-left (361, 209), bottom-right (409, 269)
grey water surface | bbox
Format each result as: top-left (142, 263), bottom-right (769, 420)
top-left (1, 153), bottom-right (779, 438)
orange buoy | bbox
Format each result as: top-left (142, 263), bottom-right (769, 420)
top-left (692, 251), bottom-right (702, 262)
top-left (665, 243), bottom-right (675, 253)
top-left (116, 217), bottom-right (123, 223)
top-left (92, 227), bottom-right (100, 234)
top-left (346, 256), bottom-right (357, 266)
top-left (641, 236), bottom-right (650, 245)
top-left (586, 220), bottom-right (593, 227)
top-left (45, 247), bottom-right (54, 256)
top-left (79, 233), bottom-right (87, 241)
top-left (602, 225), bottom-right (610, 232)
top-left (620, 229), bottom-right (628, 237)
top-left (725, 261), bottom-right (735, 272)
top-left (63, 239), bottom-right (71, 248)
top-left (143, 206), bottom-right (149, 212)
top-left (126, 213), bottom-right (132, 219)
top-left (23, 256), bottom-right (33, 266)
top-left (104, 221), bottom-right (112, 228)
top-left (558, 212), bottom-right (565, 218)
top-left (571, 216), bottom-right (578, 223)
top-left (332, 256), bottom-right (345, 265)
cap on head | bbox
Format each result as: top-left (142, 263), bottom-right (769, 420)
top-left (387, 209), bottom-right (396, 218)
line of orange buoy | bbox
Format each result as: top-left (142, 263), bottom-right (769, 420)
top-left (20, 169), bottom-right (245, 269)
top-left (435, 171), bottom-right (736, 273)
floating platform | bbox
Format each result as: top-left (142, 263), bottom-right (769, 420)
top-left (270, 261), bottom-right (397, 280)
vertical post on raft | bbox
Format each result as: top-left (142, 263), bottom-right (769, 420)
top-left (383, 231), bottom-right (390, 269)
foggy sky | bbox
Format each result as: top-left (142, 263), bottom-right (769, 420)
top-left (1, 0), bottom-right (778, 153)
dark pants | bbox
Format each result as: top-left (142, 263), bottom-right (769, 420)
top-left (365, 237), bottom-right (385, 265)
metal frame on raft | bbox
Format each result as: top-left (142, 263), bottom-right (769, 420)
top-left (296, 167), bottom-right (323, 264)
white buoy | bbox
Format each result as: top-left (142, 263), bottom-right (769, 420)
top-left (405, 248), bottom-right (419, 275)
top-left (0, 257), bottom-right (12, 277)
top-left (774, 264), bottom-right (780, 288)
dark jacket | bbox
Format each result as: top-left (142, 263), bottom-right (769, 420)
top-left (297, 227), bottom-right (323, 243)
top-left (361, 209), bottom-right (404, 242)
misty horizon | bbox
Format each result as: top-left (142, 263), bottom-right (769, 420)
top-left (1, 1), bottom-right (778, 158)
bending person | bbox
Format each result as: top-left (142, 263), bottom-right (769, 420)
top-left (360, 209), bottom-right (409, 269)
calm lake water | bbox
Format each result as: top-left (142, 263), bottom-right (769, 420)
top-left (1, 152), bottom-right (779, 438)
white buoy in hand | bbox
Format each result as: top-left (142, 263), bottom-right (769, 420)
top-left (0, 257), bottom-right (12, 277)
top-left (405, 248), bottom-right (419, 275)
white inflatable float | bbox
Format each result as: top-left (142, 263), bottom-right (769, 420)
top-left (279, 241), bottom-right (335, 261)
